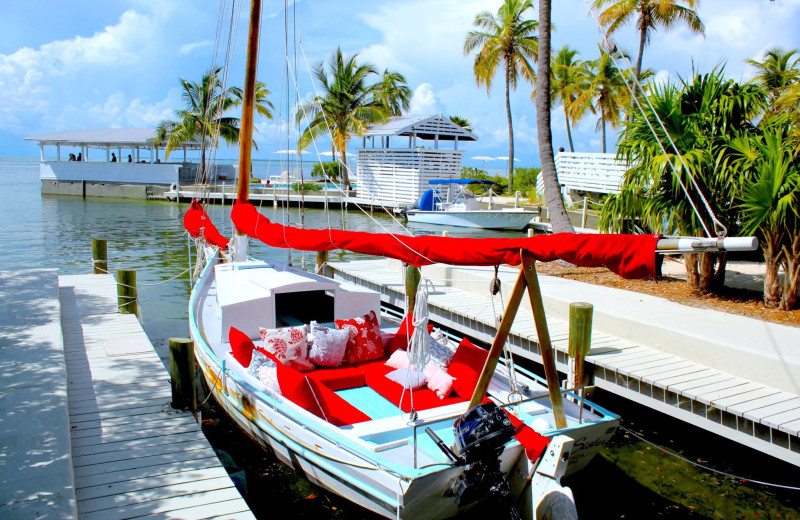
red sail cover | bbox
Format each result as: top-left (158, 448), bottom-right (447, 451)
top-left (232, 202), bottom-right (658, 279)
top-left (183, 200), bottom-right (230, 249)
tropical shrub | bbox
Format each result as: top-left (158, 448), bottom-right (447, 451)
top-left (311, 161), bottom-right (342, 183)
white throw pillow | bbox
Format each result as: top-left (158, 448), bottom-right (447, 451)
top-left (385, 349), bottom-right (410, 370)
top-left (385, 367), bottom-right (427, 390)
top-left (308, 321), bottom-right (349, 367)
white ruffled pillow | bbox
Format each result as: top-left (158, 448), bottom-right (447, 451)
top-left (308, 321), bottom-right (349, 367)
top-left (385, 367), bottom-right (426, 390)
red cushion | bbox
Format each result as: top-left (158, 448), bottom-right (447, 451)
top-left (448, 338), bottom-right (489, 399)
top-left (260, 350), bottom-right (318, 411)
top-left (307, 365), bottom-right (365, 391)
top-left (229, 327), bottom-right (255, 368)
top-left (306, 379), bottom-right (371, 426)
top-left (505, 410), bottom-right (550, 461)
top-left (336, 310), bottom-right (384, 364)
top-left (387, 313), bottom-right (434, 354)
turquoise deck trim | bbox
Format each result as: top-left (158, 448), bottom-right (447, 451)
top-left (336, 387), bottom-right (400, 420)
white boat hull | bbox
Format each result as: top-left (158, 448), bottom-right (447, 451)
top-left (405, 208), bottom-right (534, 230)
top-left (189, 254), bottom-right (618, 519)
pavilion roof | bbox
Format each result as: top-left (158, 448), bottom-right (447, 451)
top-left (23, 128), bottom-right (205, 149)
top-left (363, 114), bottom-right (477, 142)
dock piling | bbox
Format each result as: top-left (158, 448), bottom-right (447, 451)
top-left (569, 302), bottom-right (593, 388)
top-left (169, 338), bottom-right (197, 412)
top-left (116, 269), bottom-right (138, 315)
top-left (92, 239), bottom-right (107, 274)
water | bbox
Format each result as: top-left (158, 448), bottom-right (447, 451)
top-left (1, 156), bottom-right (797, 519)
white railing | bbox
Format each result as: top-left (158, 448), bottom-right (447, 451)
top-left (536, 152), bottom-right (629, 196)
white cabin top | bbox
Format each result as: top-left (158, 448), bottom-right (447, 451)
top-left (362, 114), bottom-right (477, 146)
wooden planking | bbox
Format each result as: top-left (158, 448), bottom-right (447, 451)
top-left (60, 274), bottom-right (254, 520)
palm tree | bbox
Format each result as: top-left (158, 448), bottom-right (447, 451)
top-left (156, 67), bottom-right (273, 181)
top-left (373, 69), bottom-right (412, 117)
top-left (550, 45), bottom-right (586, 152)
top-left (296, 48), bottom-right (387, 188)
top-left (536, 0), bottom-right (574, 233)
top-left (592, 0), bottom-right (704, 104)
top-left (464, 0), bottom-right (538, 189)
top-left (573, 50), bottom-right (631, 153)
top-left (746, 47), bottom-right (800, 108)
top-left (449, 115), bottom-right (472, 131)
top-left (600, 69), bottom-right (765, 293)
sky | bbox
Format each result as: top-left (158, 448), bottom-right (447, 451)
top-left (2, 0), bottom-right (799, 169)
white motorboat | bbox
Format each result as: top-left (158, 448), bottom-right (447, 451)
top-left (404, 179), bottom-right (535, 230)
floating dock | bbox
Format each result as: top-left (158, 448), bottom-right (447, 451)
top-left (327, 259), bottom-right (800, 466)
top-left (0, 270), bottom-right (254, 519)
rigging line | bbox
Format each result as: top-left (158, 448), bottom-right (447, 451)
top-left (584, 3), bottom-right (727, 238)
top-left (617, 425), bottom-right (800, 491)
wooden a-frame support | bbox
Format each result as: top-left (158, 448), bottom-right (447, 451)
top-left (468, 251), bottom-right (567, 429)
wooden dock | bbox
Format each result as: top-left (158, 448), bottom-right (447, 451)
top-left (327, 259), bottom-right (800, 466)
top-left (60, 273), bottom-right (255, 520)
top-left (0, 269), bottom-right (254, 519)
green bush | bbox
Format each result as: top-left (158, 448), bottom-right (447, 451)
top-left (292, 182), bottom-right (322, 193)
top-left (311, 161), bottom-right (342, 182)
top-left (460, 167), bottom-right (507, 195)
top-left (512, 167), bottom-right (540, 197)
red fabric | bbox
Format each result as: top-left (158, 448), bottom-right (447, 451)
top-left (362, 364), bottom-right (465, 412)
top-left (448, 338), bottom-right (489, 399)
top-left (260, 349), bottom-right (319, 412)
top-left (387, 314), bottom-right (434, 354)
top-left (306, 378), bottom-right (371, 426)
top-left (505, 410), bottom-right (550, 461)
top-left (183, 200), bottom-right (230, 249)
top-left (228, 327), bottom-right (255, 368)
top-left (336, 310), bottom-right (384, 364)
top-left (307, 365), bottom-right (365, 391)
top-left (232, 202), bottom-right (659, 279)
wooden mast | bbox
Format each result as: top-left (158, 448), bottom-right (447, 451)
top-left (236, 0), bottom-right (262, 204)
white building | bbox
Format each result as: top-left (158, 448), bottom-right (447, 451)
top-left (356, 114), bottom-right (477, 205)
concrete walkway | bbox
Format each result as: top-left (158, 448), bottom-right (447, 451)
top-left (0, 269), bottom-right (77, 519)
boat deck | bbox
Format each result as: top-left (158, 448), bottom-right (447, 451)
top-left (327, 259), bottom-right (800, 467)
top-left (0, 269), bottom-right (255, 519)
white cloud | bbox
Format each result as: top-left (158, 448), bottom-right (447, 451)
top-left (408, 83), bottom-right (442, 115)
top-left (179, 39), bottom-right (213, 55)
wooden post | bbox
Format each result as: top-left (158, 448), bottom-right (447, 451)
top-left (117, 269), bottom-right (138, 315)
top-left (405, 264), bottom-right (421, 316)
top-left (92, 239), bottom-right (107, 274)
top-left (521, 255), bottom-right (567, 429)
top-left (316, 250), bottom-right (329, 274)
top-left (581, 197), bottom-right (588, 229)
top-left (169, 338), bottom-right (196, 412)
top-left (569, 302), bottom-right (593, 388)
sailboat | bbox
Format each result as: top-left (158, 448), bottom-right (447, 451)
top-left (183, 1), bottom-right (758, 518)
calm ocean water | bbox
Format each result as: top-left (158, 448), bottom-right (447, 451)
top-left (1, 156), bottom-right (796, 519)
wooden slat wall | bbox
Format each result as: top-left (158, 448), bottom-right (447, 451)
top-left (536, 152), bottom-right (627, 195)
top-left (356, 149), bottom-right (464, 204)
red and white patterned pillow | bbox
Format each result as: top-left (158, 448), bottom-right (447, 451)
top-left (335, 310), bottom-right (383, 364)
top-left (259, 325), bottom-right (314, 372)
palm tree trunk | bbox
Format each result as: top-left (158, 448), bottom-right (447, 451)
top-left (763, 237), bottom-right (781, 308)
top-left (684, 253), bottom-right (699, 287)
top-left (697, 252), bottom-right (715, 293)
top-left (536, 0), bottom-right (574, 234)
top-left (631, 25), bottom-right (647, 110)
top-left (780, 234), bottom-right (800, 310)
top-left (504, 66), bottom-right (514, 191)
top-left (601, 114), bottom-right (607, 154)
top-left (564, 109), bottom-right (574, 152)
top-left (341, 144), bottom-right (350, 189)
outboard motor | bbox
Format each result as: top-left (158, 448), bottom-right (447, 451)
top-left (428, 402), bottom-right (522, 519)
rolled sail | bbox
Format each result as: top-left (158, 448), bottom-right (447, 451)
top-left (183, 200), bottom-right (230, 249)
top-left (230, 202), bottom-right (659, 279)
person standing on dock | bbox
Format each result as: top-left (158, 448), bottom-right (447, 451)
top-left (76, 152), bottom-right (82, 161)
top-left (127, 154), bottom-right (132, 162)
top-left (111, 153), bottom-right (117, 162)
